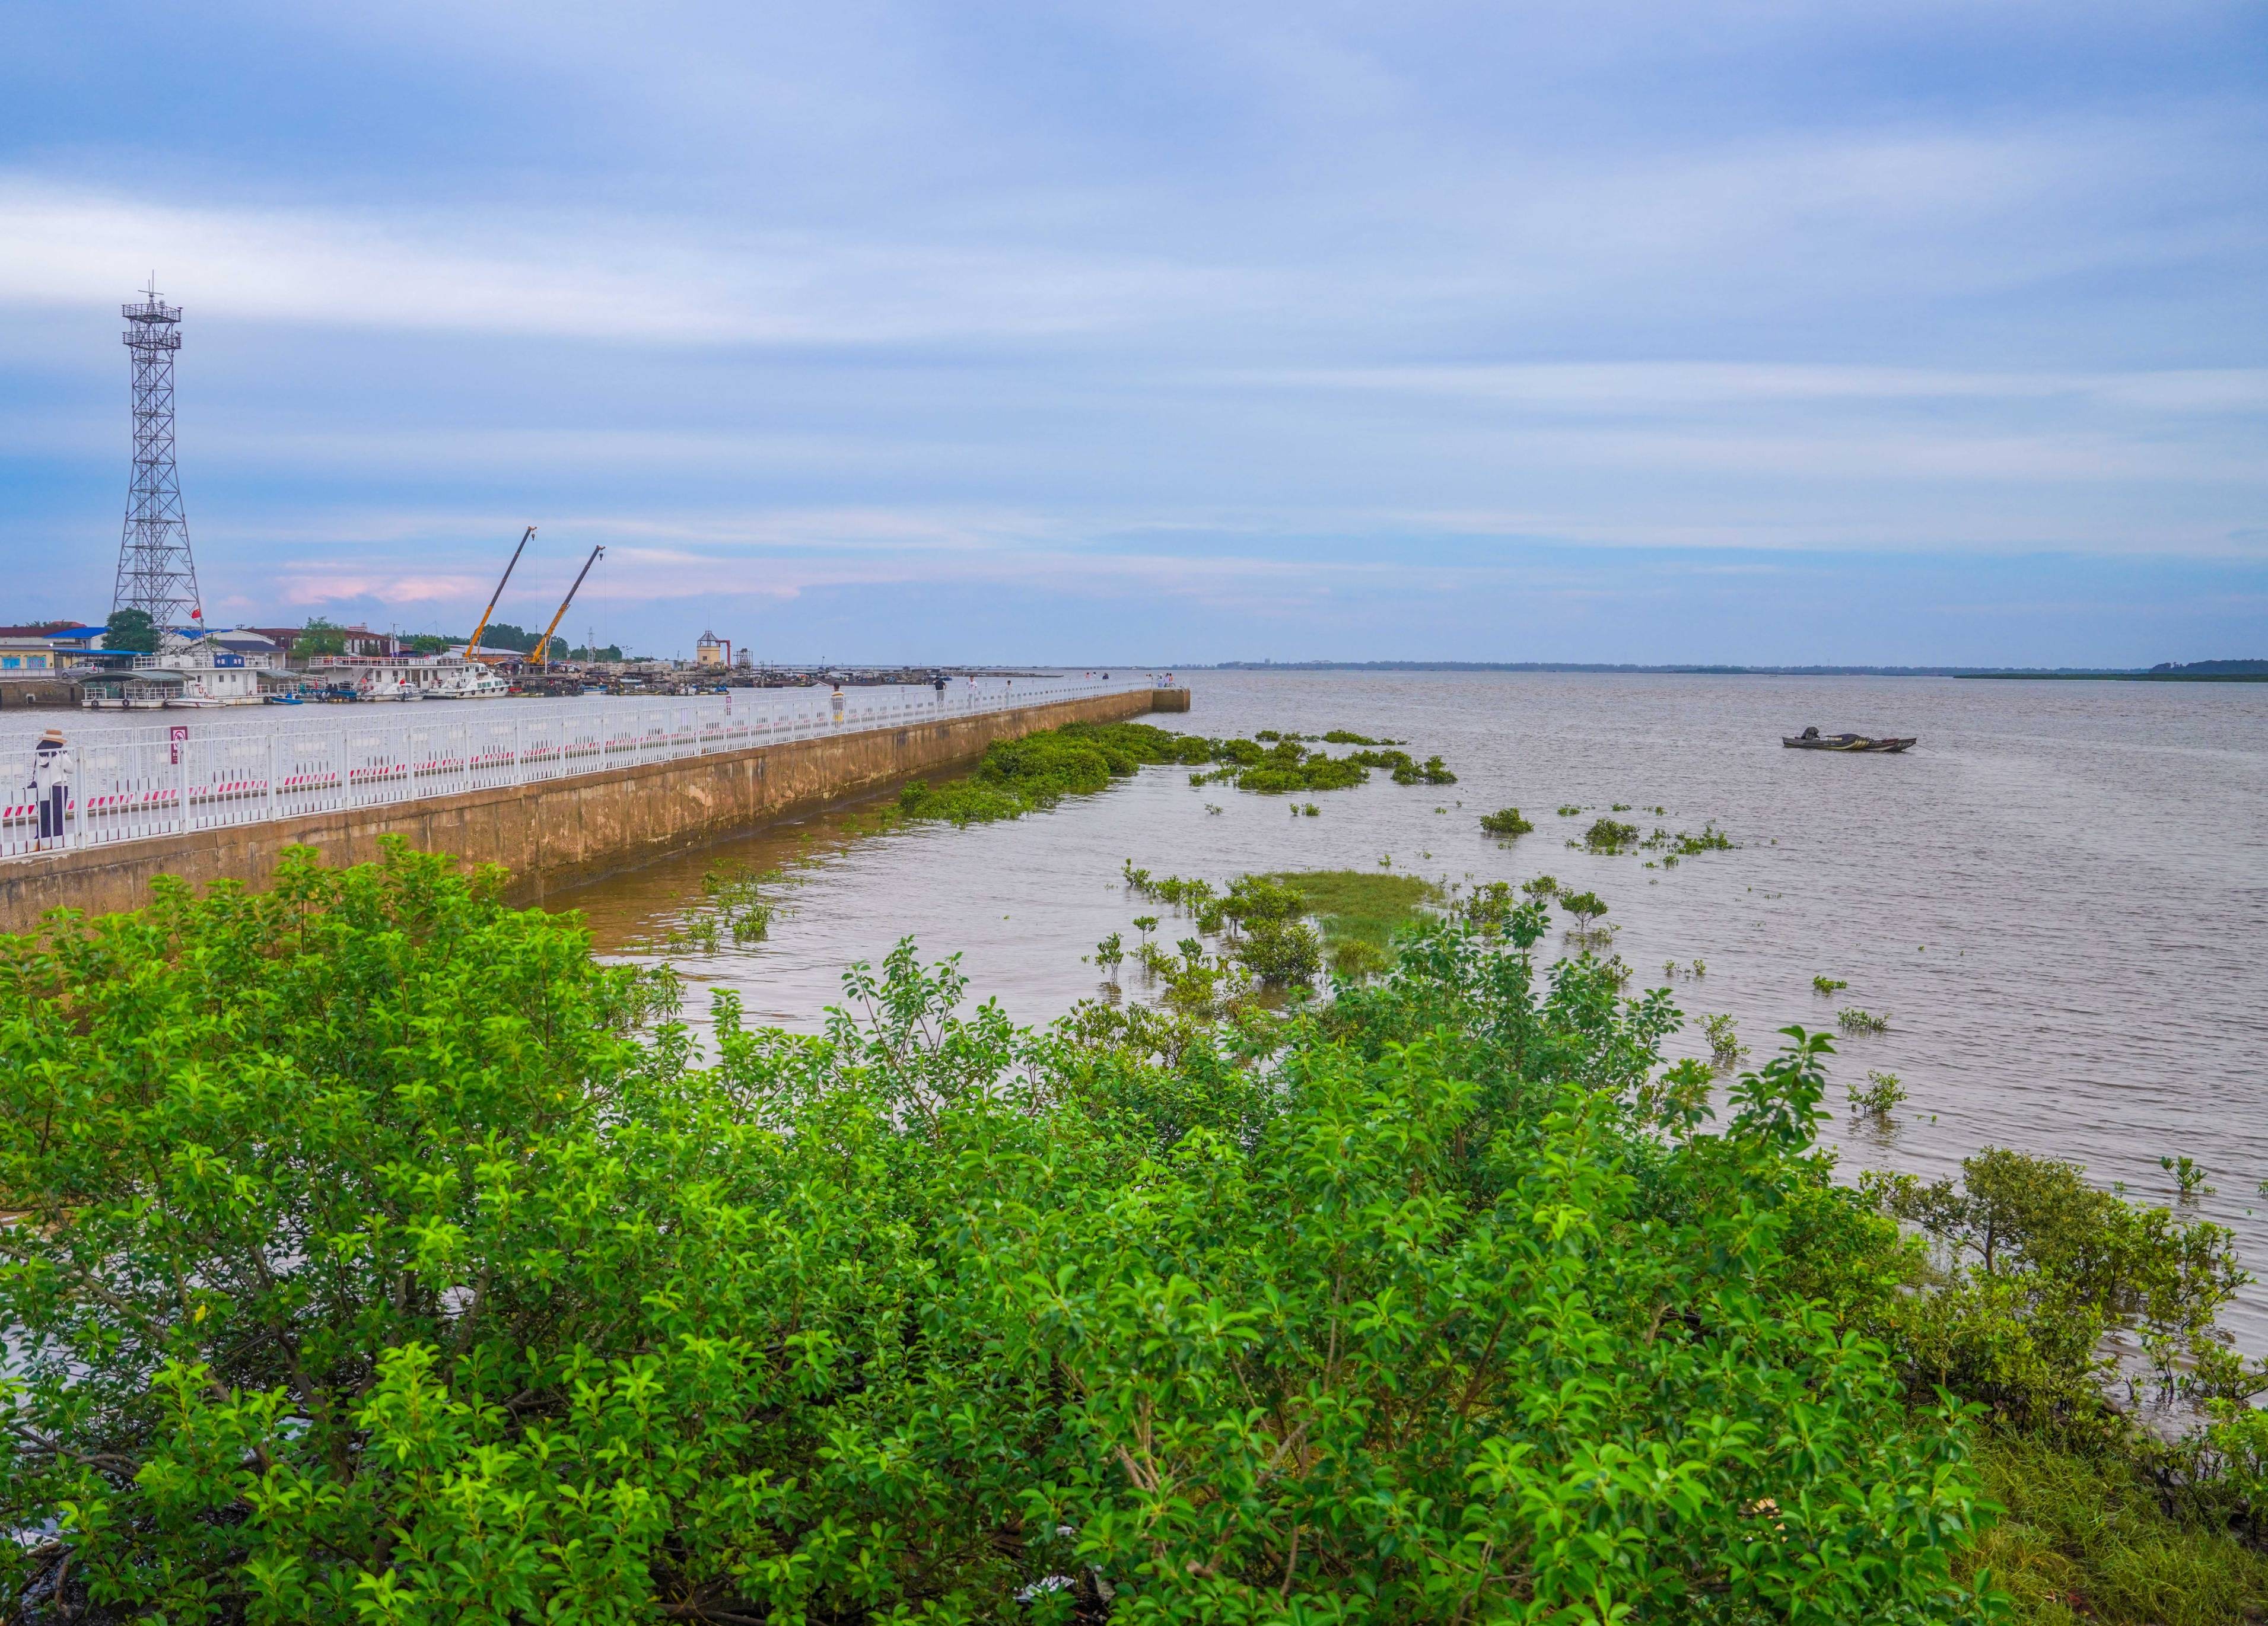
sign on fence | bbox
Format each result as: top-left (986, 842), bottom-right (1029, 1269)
top-left (168, 724), bottom-right (188, 765)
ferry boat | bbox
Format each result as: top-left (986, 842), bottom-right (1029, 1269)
top-left (308, 654), bottom-right (510, 701)
top-left (97, 643), bottom-right (278, 707)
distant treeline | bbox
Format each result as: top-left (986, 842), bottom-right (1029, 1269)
top-left (1213, 659), bottom-right (2268, 680)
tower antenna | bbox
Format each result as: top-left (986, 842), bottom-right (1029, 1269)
top-left (112, 280), bottom-right (203, 631)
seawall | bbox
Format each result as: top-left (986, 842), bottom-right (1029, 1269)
top-left (1, 687), bottom-right (1190, 930)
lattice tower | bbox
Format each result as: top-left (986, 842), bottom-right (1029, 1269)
top-left (112, 279), bottom-right (203, 629)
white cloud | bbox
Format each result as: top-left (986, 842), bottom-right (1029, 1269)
top-left (0, 177), bottom-right (1249, 345)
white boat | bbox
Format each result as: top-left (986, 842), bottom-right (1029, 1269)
top-left (130, 642), bottom-right (274, 707)
top-left (310, 654), bottom-right (505, 701)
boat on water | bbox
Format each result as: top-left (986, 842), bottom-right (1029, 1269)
top-left (1783, 726), bottom-right (1916, 753)
top-left (308, 653), bottom-right (507, 701)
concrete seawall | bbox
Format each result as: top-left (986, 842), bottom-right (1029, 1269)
top-left (1, 688), bottom-right (1190, 929)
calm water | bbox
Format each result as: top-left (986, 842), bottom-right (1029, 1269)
top-left (556, 671), bottom-right (2268, 1345)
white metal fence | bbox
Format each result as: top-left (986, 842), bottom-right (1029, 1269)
top-left (2, 674), bottom-right (1162, 862)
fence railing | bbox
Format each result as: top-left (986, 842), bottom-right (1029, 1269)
top-left (2, 675), bottom-right (1162, 862)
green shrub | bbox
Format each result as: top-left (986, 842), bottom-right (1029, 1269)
top-left (1478, 806), bottom-right (1534, 838)
top-left (1583, 817), bottom-right (1640, 854)
top-left (1233, 917), bottom-right (1323, 986)
top-left (0, 843), bottom-right (1997, 1624)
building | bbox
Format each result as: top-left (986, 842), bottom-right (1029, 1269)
top-left (696, 630), bottom-right (730, 670)
top-left (0, 636), bottom-right (60, 672)
top-left (0, 623), bottom-right (106, 669)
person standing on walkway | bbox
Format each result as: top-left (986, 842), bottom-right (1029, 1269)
top-left (27, 727), bottom-right (71, 849)
top-left (829, 683), bottom-right (846, 726)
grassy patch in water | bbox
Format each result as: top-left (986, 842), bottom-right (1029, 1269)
top-left (1259, 868), bottom-right (1442, 948)
top-left (894, 722), bottom-right (1213, 824)
top-left (893, 721), bottom-right (1461, 824)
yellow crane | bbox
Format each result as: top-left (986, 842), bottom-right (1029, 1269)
top-left (532, 545), bottom-right (605, 669)
top-left (466, 525), bottom-right (535, 662)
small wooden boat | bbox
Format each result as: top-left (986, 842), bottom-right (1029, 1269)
top-left (1783, 727), bottom-right (1916, 753)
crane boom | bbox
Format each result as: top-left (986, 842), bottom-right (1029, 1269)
top-left (466, 524), bottom-right (536, 661)
top-left (532, 545), bottom-right (605, 668)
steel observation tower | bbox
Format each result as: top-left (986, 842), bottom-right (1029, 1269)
top-left (112, 278), bottom-right (203, 631)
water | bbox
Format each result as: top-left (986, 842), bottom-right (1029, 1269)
top-left (554, 670), bottom-right (2268, 1345)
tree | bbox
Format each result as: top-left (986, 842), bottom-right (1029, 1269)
top-left (296, 616), bottom-right (348, 657)
top-left (102, 606), bottom-right (157, 654)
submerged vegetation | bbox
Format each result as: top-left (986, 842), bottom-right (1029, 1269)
top-left (1851, 1068), bottom-right (1908, 1119)
top-left (891, 721), bottom-right (1459, 823)
top-left (6, 839), bottom-right (2266, 1624)
top-left (1478, 805), bottom-right (1534, 838)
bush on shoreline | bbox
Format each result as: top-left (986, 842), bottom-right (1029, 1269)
top-left (4, 842), bottom-right (2261, 1624)
top-left (3, 841), bottom-right (1987, 1624)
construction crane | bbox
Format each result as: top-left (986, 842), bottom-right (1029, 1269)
top-left (532, 545), bottom-right (605, 669)
top-left (466, 524), bottom-right (536, 662)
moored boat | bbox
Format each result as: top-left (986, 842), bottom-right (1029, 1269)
top-left (1783, 726), bottom-right (1916, 753)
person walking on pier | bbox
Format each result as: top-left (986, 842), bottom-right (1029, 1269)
top-left (26, 727), bottom-right (72, 850)
top-left (829, 683), bottom-right (846, 726)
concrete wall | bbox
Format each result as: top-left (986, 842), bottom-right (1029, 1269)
top-left (0, 676), bottom-right (81, 710)
top-left (1, 688), bottom-right (1191, 930)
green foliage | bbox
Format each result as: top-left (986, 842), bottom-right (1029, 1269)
top-left (294, 615), bottom-right (349, 657)
top-left (896, 720), bottom-right (1183, 822)
top-left (1860, 1148), bottom-right (2247, 1421)
top-left (1327, 937), bottom-right (1391, 981)
top-left (1258, 868), bottom-right (1438, 949)
top-left (1557, 887), bottom-right (1607, 929)
top-left (906, 724), bottom-right (1458, 817)
top-left (103, 606), bottom-right (160, 654)
top-left (1556, 804), bottom-right (1582, 816)
top-left (1583, 817), bottom-right (1640, 854)
top-left (698, 858), bottom-right (780, 944)
top-left (1815, 974), bottom-right (1850, 995)
top-left (1961, 1431), bottom-right (2268, 1625)
top-left (1703, 1010), bottom-right (1747, 1065)
top-left (1478, 805), bottom-right (1534, 838)
top-left (1851, 1068), bottom-right (1907, 1118)
top-left (2162, 1154), bottom-right (2213, 1198)
top-left (1232, 916), bottom-right (1322, 985)
top-left (1839, 1006), bottom-right (1892, 1034)
top-left (0, 844), bottom-right (1999, 1624)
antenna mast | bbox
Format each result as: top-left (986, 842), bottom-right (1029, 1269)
top-left (112, 279), bottom-right (204, 631)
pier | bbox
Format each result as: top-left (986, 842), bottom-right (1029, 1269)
top-left (1, 677), bottom-right (1187, 930)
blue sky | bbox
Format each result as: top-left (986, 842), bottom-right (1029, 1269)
top-left (2, 1), bottom-right (2263, 665)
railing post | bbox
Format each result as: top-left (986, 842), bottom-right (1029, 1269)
top-left (268, 733), bottom-right (279, 822)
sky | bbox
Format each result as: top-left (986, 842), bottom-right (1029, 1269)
top-left (1, 1), bottom-right (2264, 666)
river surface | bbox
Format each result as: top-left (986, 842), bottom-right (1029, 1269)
top-left (554, 670), bottom-right (2268, 1347)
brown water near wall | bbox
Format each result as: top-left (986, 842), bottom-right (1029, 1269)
top-left (554, 669), bottom-right (2268, 1347)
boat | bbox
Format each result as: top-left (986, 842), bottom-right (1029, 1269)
top-left (1783, 727), bottom-right (1916, 753)
top-left (308, 653), bottom-right (505, 701)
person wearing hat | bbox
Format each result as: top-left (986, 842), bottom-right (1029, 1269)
top-left (27, 727), bottom-right (72, 849)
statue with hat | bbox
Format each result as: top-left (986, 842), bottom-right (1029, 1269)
top-left (27, 726), bottom-right (71, 849)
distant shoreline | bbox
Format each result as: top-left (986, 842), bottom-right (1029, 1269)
top-left (1205, 661), bottom-right (2268, 682)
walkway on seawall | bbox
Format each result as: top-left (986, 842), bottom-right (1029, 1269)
top-left (0, 683), bottom-right (1189, 930)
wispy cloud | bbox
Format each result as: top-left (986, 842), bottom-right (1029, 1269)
top-left (0, 179), bottom-right (1251, 345)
